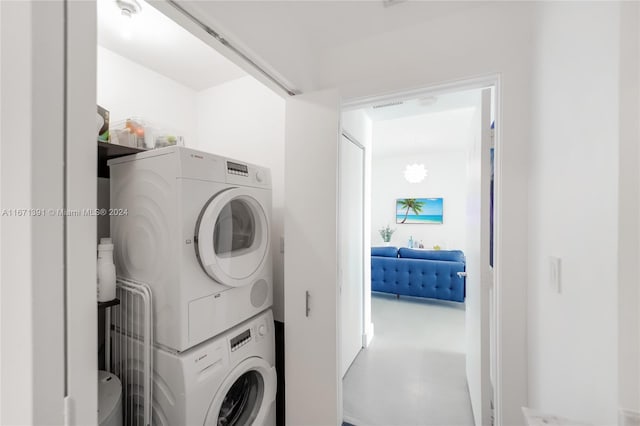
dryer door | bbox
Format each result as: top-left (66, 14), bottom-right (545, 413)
top-left (195, 187), bottom-right (270, 288)
top-left (204, 357), bottom-right (277, 426)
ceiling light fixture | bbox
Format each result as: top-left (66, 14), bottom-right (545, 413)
top-left (115, 0), bottom-right (141, 39)
top-left (404, 163), bottom-right (427, 183)
top-left (116, 0), bottom-right (141, 17)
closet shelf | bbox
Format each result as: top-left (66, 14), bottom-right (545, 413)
top-left (98, 141), bottom-right (145, 178)
top-left (98, 298), bottom-right (120, 310)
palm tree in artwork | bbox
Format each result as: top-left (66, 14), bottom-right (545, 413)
top-left (398, 198), bottom-right (425, 223)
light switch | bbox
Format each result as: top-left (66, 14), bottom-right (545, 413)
top-left (549, 256), bottom-right (561, 294)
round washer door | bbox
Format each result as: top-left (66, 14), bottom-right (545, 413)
top-left (195, 187), bottom-right (269, 288)
top-left (204, 357), bottom-right (277, 426)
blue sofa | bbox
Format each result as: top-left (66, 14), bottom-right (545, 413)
top-left (371, 247), bottom-right (466, 303)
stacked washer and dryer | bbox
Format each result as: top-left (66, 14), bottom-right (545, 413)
top-left (108, 146), bottom-right (276, 426)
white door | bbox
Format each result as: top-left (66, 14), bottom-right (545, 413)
top-left (465, 88), bottom-right (493, 426)
top-left (195, 187), bottom-right (270, 287)
top-left (284, 89), bottom-right (342, 425)
top-left (339, 134), bottom-right (364, 377)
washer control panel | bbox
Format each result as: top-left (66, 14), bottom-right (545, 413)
top-left (230, 328), bottom-right (252, 352)
top-left (226, 161), bottom-right (249, 177)
top-left (225, 159), bottom-right (271, 188)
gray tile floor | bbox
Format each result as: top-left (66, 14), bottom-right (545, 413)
top-left (343, 293), bottom-right (474, 426)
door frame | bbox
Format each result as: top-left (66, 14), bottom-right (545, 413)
top-left (0, 1), bottom-right (98, 424)
top-left (341, 73), bottom-right (502, 422)
top-left (338, 131), bottom-right (366, 377)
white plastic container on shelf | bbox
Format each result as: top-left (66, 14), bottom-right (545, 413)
top-left (108, 117), bottom-right (184, 150)
top-left (97, 237), bottom-right (116, 302)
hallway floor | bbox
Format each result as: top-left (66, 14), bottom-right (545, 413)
top-left (342, 293), bottom-right (474, 426)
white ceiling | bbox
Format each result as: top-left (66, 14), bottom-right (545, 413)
top-left (97, 0), bottom-right (246, 91)
top-left (179, 1), bottom-right (474, 52)
top-left (372, 107), bottom-right (477, 157)
top-left (168, 1), bottom-right (483, 93)
top-left (368, 88), bottom-right (480, 157)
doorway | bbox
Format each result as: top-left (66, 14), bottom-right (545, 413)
top-left (340, 83), bottom-right (496, 425)
top-left (95, 0), bottom-right (286, 424)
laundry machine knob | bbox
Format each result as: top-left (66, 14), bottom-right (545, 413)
top-left (255, 170), bottom-right (264, 183)
top-left (258, 324), bottom-right (267, 336)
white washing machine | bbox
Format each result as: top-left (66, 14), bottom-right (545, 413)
top-left (118, 309), bottom-right (277, 426)
top-left (109, 146), bottom-right (273, 352)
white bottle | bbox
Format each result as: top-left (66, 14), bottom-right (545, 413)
top-left (97, 237), bottom-right (116, 302)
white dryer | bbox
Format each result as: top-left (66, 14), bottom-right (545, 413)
top-left (109, 146), bottom-right (273, 352)
top-left (118, 309), bottom-right (277, 426)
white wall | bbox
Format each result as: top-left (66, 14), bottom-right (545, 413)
top-left (371, 152), bottom-right (468, 250)
top-left (369, 106), bottom-right (475, 251)
top-left (195, 76), bottom-right (286, 322)
top-left (97, 46), bottom-right (198, 145)
top-left (342, 109), bottom-right (374, 345)
top-left (528, 3), bottom-right (626, 424)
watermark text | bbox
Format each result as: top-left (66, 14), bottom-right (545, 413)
top-left (1, 208), bottom-right (128, 217)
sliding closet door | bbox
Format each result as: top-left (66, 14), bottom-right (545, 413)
top-left (284, 89), bottom-right (342, 425)
top-left (66, 1), bottom-right (98, 424)
top-left (0, 2), bottom-right (66, 424)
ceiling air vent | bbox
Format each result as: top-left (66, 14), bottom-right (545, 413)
top-left (372, 101), bottom-right (404, 109)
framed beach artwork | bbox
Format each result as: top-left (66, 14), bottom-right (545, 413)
top-left (396, 198), bottom-right (443, 224)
